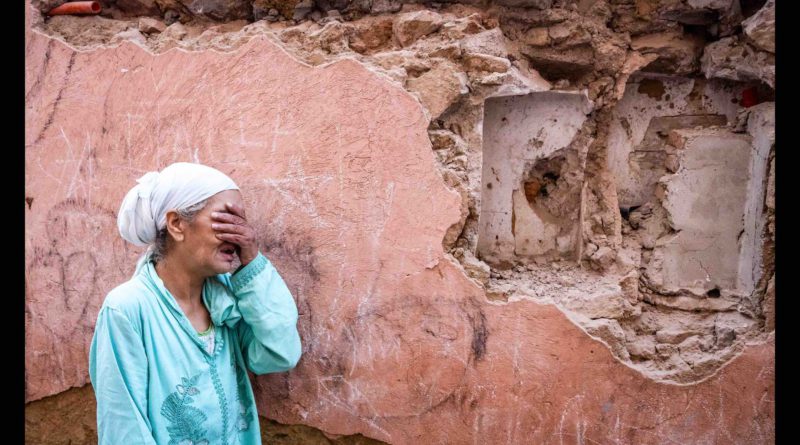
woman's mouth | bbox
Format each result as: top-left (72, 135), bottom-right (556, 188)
top-left (219, 244), bottom-right (237, 261)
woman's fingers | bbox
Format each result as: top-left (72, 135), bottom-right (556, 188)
top-left (210, 211), bottom-right (246, 225)
top-left (215, 232), bottom-right (247, 244)
top-left (211, 222), bottom-right (249, 235)
top-left (215, 203), bottom-right (259, 267)
top-left (225, 202), bottom-right (247, 219)
top-left (211, 206), bottom-right (255, 242)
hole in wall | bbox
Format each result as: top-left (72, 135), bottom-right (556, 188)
top-left (741, 0), bottom-right (768, 18)
top-left (477, 92), bottom-right (589, 266)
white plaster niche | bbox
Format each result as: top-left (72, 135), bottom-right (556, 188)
top-left (477, 91), bottom-right (592, 268)
top-left (644, 126), bottom-right (770, 297)
top-left (608, 74), bottom-right (772, 297)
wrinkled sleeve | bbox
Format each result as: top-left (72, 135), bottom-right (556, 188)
top-left (89, 306), bottom-right (156, 445)
top-left (230, 252), bottom-right (302, 374)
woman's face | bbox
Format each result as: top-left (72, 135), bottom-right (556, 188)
top-left (181, 189), bottom-right (245, 276)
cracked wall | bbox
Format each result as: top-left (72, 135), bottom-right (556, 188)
top-left (26, 0), bottom-right (775, 443)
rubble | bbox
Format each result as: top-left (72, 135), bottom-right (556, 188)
top-left (138, 16), bottom-right (166, 33)
top-left (742, 0), bottom-right (775, 53)
top-left (630, 31), bottom-right (705, 75)
top-left (392, 10), bottom-right (444, 47)
top-left (405, 61), bottom-right (468, 119)
top-left (701, 36), bottom-right (775, 88)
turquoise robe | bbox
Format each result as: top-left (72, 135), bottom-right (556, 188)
top-left (89, 252), bottom-right (302, 445)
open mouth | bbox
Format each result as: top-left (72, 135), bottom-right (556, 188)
top-left (219, 243), bottom-right (237, 260)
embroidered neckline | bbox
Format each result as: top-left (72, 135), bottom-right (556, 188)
top-left (197, 323), bottom-right (214, 336)
top-left (142, 263), bottom-right (226, 357)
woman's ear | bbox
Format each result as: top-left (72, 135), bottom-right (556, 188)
top-left (164, 210), bottom-right (185, 242)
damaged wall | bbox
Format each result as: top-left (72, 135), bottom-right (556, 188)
top-left (26, 0), bottom-right (775, 443)
top-left (607, 75), bottom-right (744, 209)
top-left (643, 127), bottom-right (761, 296)
top-left (478, 91), bottom-right (592, 266)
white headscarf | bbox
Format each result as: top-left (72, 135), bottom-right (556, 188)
top-left (118, 162), bottom-right (239, 247)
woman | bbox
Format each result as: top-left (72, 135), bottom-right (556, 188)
top-left (89, 162), bottom-right (302, 445)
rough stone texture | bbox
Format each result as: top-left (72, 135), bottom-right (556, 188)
top-left (33, 0), bottom-right (68, 13)
top-left (293, 0), bottom-right (313, 21)
top-left (252, 0), bottom-right (300, 20)
top-left (138, 16), bottom-right (167, 33)
top-left (701, 36), bottom-right (775, 88)
top-left (559, 283), bottom-right (634, 320)
top-left (117, 0), bottom-right (162, 16)
top-left (763, 274), bottom-right (775, 331)
top-left (260, 416), bottom-right (389, 444)
top-left (460, 27), bottom-right (508, 58)
top-left (630, 31), bottom-right (705, 75)
top-left (392, 10), bottom-right (443, 47)
top-left (657, 0), bottom-right (738, 26)
top-left (349, 17), bottom-right (394, 54)
top-left (179, 0), bottom-right (252, 21)
top-left (405, 62), bottom-right (468, 119)
top-left (161, 21), bottom-right (189, 39)
top-left (43, 14), bottom-right (134, 46)
top-left (742, 0), bottom-right (775, 53)
top-left (492, 0), bottom-right (552, 8)
top-left (762, 171), bottom-right (775, 330)
top-left (462, 53), bottom-right (511, 73)
top-left (110, 27), bottom-right (149, 45)
top-left (26, 0), bottom-right (776, 442)
top-left (25, 385), bottom-right (99, 445)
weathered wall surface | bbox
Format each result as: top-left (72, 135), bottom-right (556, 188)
top-left (26, 0), bottom-right (775, 443)
top-left (26, 8), bottom-right (461, 404)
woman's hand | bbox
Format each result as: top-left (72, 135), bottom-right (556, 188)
top-left (211, 202), bottom-right (259, 267)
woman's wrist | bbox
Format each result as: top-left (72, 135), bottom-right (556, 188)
top-left (230, 252), bottom-right (267, 294)
top-left (238, 249), bottom-right (258, 267)
top-left (233, 251), bottom-right (262, 275)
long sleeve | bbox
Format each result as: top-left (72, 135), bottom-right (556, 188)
top-left (230, 252), bottom-right (302, 375)
top-left (89, 306), bottom-right (157, 445)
